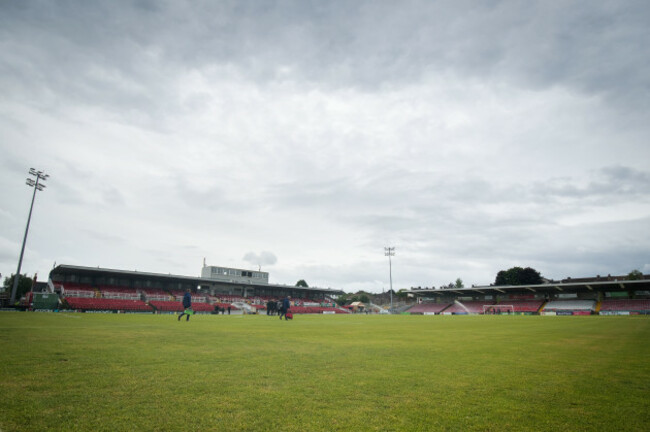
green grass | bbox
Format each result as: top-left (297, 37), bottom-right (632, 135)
top-left (0, 313), bottom-right (649, 431)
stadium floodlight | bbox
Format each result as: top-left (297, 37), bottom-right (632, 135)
top-left (384, 247), bottom-right (395, 313)
top-left (10, 169), bottom-right (49, 305)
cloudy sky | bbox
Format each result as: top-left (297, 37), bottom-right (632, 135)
top-left (1, 0), bottom-right (649, 293)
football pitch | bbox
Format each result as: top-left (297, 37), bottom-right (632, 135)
top-left (1, 313), bottom-right (648, 431)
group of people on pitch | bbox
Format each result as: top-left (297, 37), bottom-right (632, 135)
top-left (177, 290), bottom-right (293, 321)
top-left (266, 296), bottom-right (292, 319)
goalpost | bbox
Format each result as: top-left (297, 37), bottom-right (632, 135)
top-left (483, 304), bottom-right (515, 314)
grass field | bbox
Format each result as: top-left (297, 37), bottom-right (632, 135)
top-left (0, 313), bottom-right (648, 431)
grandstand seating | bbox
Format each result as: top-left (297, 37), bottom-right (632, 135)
top-left (444, 301), bottom-right (494, 314)
top-left (192, 302), bottom-right (216, 312)
top-left (142, 289), bottom-right (171, 301)
top-left (408, 300), bottom-right (544, 314)
top-left (141, 289), bottom-right (168, 296)
top-left (407, 303), bottom-right (451, 314)
top-left (146, 300), bottom-right (214, 313)
top-left (100, 287), bottom-right (141, 300)
top-left (543, 299), bottom-right (596, 311)
top-left (290, 306), bottom-right (349, 314)
top-left (98, 286), bottom-right (134, 293)
top-left (202, 295), bottom-right (336, 311)
top-left (63, 289), bottom-right (96, 298)
top-left (191, 295), bottom-right (209, 303)
top-left (65, 297), bottom-right (152, 312)
top-left (148, 300), bottom-right (185, 312)
top-left (495, 300), bottom-right (544, 313)
top-left (62, 283), bottom-right (94, 290)
top-left (213, 302), bottom-right (239, 311)
top-left (213, 294), bottom-right (246, 302)
top-left (600, 298), bottom-right (650, 312)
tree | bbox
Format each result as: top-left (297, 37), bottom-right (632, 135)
top-left (335, 293), bottom-right (350, 307)
top-left (3, 274), bottom-right (34, 305)
top-left (495, 270), bottom-right (509, 286)
top-left (295, 279), bottom-right (309, 287)
top-left (520, 267), bottom-right (542, 284)
top-left (627, 269), bottom-right (643, 280)
top-left (494, 267), bottom-right (542, 286)
top-left (359, 294), bottom-right (370, 304)
top-left (455, 278), bottom-right (464, 288)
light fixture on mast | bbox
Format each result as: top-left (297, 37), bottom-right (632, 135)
top-left (10, 169), bottom-right (49, 305)
top-left (384, 247), bottom-right (395, 314)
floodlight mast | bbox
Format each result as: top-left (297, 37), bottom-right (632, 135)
top-left (10, 169), bottom-right (48, 305)
top-left (384, 247), bottom-right (395, 313)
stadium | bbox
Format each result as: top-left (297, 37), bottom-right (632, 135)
top-left (11, 262), bottom-right (650, 317)
top-left (1, 266), bottom-right (649, 431)
top-left (2, 0), bottom-right (649, 429)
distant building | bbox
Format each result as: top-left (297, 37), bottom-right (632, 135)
top-left (201, 265), bottom-right (268, 284)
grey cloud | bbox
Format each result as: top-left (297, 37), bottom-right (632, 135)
top-left (243, 251), bottom-right (277, 267)
top-left (1, 1), bottom-right (648, 291)
top-left (264, 176), bottom-right (354, 211)
top-left (600, 165), bottom-right (650, 189)
top-left (271, 165), bottom-right (648, 216)
top-left (0, 237), bottom-right (19, 263)
top-left (0, 2), bottom-right (171, 124)
top-left (262, 164), bottom-right (649, 285)
top-left (80, 228), bottom-right (126, 245)
top-left (531, 166), bottom-right (650, 202)
top-left (45, 162), bottom-right (127, 208)
top-left (51, 182), bottom-right (88, 206)
top-left (172, 181), bottom-right (263, 215)
top-left (485, 214), bottom-right (650, 277)
top-left (290, 261), bottom-right (385, 290)
top-left (3, 1), bottom-right (648, 113)
top-left (101, 187), bottom-right (126, 207)
top-left (171, 177), bottom-right (225, 211)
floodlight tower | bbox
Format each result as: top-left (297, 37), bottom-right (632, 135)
top-left (384, 247), bottom-right (395, 313)
top-left (10, 168), bottom-right (49, 305)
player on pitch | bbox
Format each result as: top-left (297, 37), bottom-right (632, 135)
top-left (178, 289), bottom-right (193, 321)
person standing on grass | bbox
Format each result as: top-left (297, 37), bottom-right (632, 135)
top-left (178, 289), bottom-right (192, 321)
top-left (279, 295), bottom-right (291, 320)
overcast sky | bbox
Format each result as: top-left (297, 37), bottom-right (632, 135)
top-left (1, 0), bottom-right (649, 293)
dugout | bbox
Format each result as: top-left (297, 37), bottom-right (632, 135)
top-left (31, 292), bottom-right (60, 311)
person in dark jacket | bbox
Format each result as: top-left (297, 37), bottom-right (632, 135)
top-left (279, 296), bottom-right (291, 320)
top-left (178, 289), bottom-right (192, 321)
